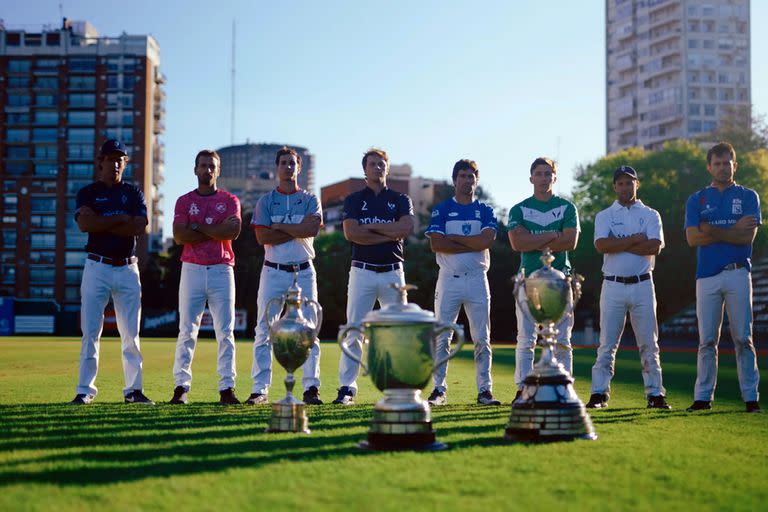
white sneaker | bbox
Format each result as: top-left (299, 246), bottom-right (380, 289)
top-left (427, 388), bottom-right (447, 406)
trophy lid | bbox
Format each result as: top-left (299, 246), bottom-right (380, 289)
top-left (361, 284), bottom-right (436, 324)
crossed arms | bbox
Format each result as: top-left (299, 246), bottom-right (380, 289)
top-left (595, 233), bottom-right (661, 256)
top-left (429, 229), bottom-right (495, 253)
top-left (686, 215), bottom-right (758, 247)
top-left (343, 215), bottom-right (414, 245)
top-left (507, 226), bottom-right (579, 253)
top-left (254, 215), bottom-right (321, 246)
top-left (174, 216), bottom-right (242, 245)
top-left (77, 206), bottom-right (148, 237)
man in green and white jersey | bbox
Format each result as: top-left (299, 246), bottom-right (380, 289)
top-left (508, 157), bottom-right (580, 397)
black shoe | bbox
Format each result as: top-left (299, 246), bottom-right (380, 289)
top-left (477, 390), bottom-right (501, 406)
top-left (586, 393), bottom-right (608, 409)
top-left (332, 386), bottom-right (355, 405)
top-left (512, 389), bottom-right (523, 403)
top-left (303, 386), bottom-right (323, 405)
top-left (427, 388), bottom-right (447, 406)
top-left (647, 395), bottom-right (672, 410)
top-left (219, 388), bottom-right (240, 405)
top-left (170, 386), bottom-right (188, 405)
top-left (69, 393), bottom-right (95, 405)
top-left (686, 400), bottom-right (712, 412)
top-left (746, 401), bottom-right (762, 413)
top-left (124, 390), bottom-right (155, 405)
top-left (244, 393), bottom-right (268, 405)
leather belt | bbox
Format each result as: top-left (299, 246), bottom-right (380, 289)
top-left (265, 260), bottom-right (311, 272)
top-left (88, 254), bottom-right (137, 267)
top-left (604, 273), bottom-right (651, 284)
top-left (352, 261), bottom-right (402, 273)
top-left (722, 262), bottom-right (745, 271)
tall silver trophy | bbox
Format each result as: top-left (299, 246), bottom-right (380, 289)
top-left (265, 273), bottom-right (322, 434)
top-left (338, 284), bottom-right (465, 451)
top-left (505, 250), bottom-right (597, 442)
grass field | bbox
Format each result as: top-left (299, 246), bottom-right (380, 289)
top-left (0, 337), bottom-right (766, 512)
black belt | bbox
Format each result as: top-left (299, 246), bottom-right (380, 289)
top-left (265, 260), bottom-right (311, 272)
top-left (604, 273), bottom-right (651, 284)
top-left (352, 261), bottom-right (401, 273)
top-left (88, 254), bottom-right (137, 267)
top-left (723, 262), bottom-right (745, 271)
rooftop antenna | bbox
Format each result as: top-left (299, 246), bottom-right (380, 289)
top-left (230, 18), bottom-right (236, 145)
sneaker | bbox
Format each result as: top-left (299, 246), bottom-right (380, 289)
top-left (745, 401), bottom-right (762, 413)
top-left (332, 386), bottom-right (355, 405)
top-left (686, 400), bottom-right (712, 412)
top-left (477, 390), bottom-right (501, 406)
top-left (586, 393), bottom-right (608, 409)
top-left (69, 393), bottom-right (95, 405)
top-left (219, 388), bottom-right (241, 405)
top-left (303, 386), bottom-right (323, 405)
top-left (512, 389), bottom-right (523, 403)
top-left (169, 386), bottom-right (188, 405)
top-left (647, 395), bottom-right (672, 410)
top-left (124, 390), bottom-right (155, 405)
top-left (244, 393), bottom-right (269, 405)
top-left (427, 388), bottom-right (447, 406)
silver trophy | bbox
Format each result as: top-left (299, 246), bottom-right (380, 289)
top-left (505, 250), bottom-right (597, 442)
top-left (265, 273), bottom-right (322, 434)
top-left (338, 284), bottom-right (465, 451)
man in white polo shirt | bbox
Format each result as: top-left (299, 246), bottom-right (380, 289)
top-left (587, 165), bottom-right (670, 410)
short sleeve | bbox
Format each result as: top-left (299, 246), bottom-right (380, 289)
top-left (481, 203), bottom-right (497, 232)
top-left (228, 194), bottom-right (241, 219)
top-left (397, 194), bottom-right (414, 219)
top-left (75, 186), bottom-right (90, 220)
top-left (251, 194), bottom-right (272, 228)
top-left (508, 205), bottom-right (522, 230)
top-left (593, 210), bottom-right (611, 241)
top-left (173, 195), bottom-right (189, 225)
top-left (425, 204), bottom-right (446, 236)
top-left (746, 189), bottom-right (762, 224)
top-left (307, 194), bottom-right (322, 223)
top-left (646, 209), bottom-right (664, 247)
top-left (684, 193), bottom-right (700, 229)
top-left (133, 187), bottom-right (148, 220)
top-left (563, 201), bottom-right (579, 231)
top-left (342, 193), bottom-right (358, 221)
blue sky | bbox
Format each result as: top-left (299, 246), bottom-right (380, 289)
top-left (5, 0), bottom-right (768, 238)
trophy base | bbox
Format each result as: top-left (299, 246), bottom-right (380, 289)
top-left (265, 400), bottom-right (310, 434)
top-left (361, 389), bottom-right (448, 451)
top-left (504, 364), bottom-right (597, 443)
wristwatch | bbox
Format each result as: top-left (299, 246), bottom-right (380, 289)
top-left (190, 223), bottom-right (199, 232)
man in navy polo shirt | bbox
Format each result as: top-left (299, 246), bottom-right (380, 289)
top-left (70, 139), bottom-right (153, 405)
top-left (685, 141), bottom-right (761, 413)
top-left (333, 147), bottom-right (414, 405)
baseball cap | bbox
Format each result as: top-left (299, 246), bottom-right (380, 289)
top-left (99, 139), bottom-right (128, 156)
top-left (613, 165), bottom-right (638, 182)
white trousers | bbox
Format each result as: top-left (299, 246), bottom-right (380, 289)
top-left (433, 270), bottom-right (493, 393)
top-left (252, 264), bottom-right (321, 394)
top-left (173, 262), bottom-right (237, 392)
top-left (694, 268), bottom-right (760, 402)
top-left (77, 258), bottom-right (143, 397)
top-left (591, 279), bottom-right (665, 397)
top-left (515, 302), bottom-right (574, 388)
top-left (339, 266), bottom-right (405, 391)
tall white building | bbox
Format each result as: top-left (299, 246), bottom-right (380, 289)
top-left (606, 0), bottom-right (750, 153)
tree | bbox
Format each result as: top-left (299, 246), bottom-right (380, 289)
top-left (698, 104), bottom-right (768, 154)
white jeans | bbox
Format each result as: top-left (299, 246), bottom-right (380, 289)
top-left (591, 278), bottom-right (665, 397)
top-left (433, 270), bottom-right (493, 393)
top-left (515, 302), bottom-right (574, 388)
top-left (339, 265), bottom-right (405, 391)
top-left (252, 264), bottom-right (321, 394)
top-left (694, 268), bottom-right (760, 402)
top-left (173, 263), bottom-right (237, 392)
top-left (77, 258), bottom-right (143, 397)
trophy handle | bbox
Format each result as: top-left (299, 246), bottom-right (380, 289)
top-left (266, 297), bottom-right (285, 328)
top-left (431, 322), bottom-right (465, 371)
top-left (337, 324), bottom-right (369, 375)
top-left (302, 298), bottom-right (323, 338)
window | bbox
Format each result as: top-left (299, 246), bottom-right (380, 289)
top-left (2, 230), bottom-right (17, 249)
top-left (68, 111), bottom-right (95, 125)
top-left (688, 120), bottom-right (702, 133)
top-left (107, 111), bottom-right (134, 126)
top-left (702, 120), bottom-right (717, 132)
top-left (68, 57), bottom-right (96, 72)
top-left (67, 180), bottom-right (91, 194)
top-left (4, 163), bottom-right (28, 175)
top-left (31, 197), bottom-right (57, 213)
top-left (105, 128), bottom-right (133, 144)
top-left (688, 39), bottom-right (698, 49)
top-left (65, 287), bottom-right (81, 301)
top-left (688, 104), bottom-right (701, 116)
top-left (7, 146), bottom-right (31, 159)
top-left (29, 267), bottom-right (56, 281)
top-left (46, 33), bottom-right (61, 46)
top-left (68, 164), bottom-right (94, 177)
top-left (34, 111), bottom-right (59, 125)
top-left (30, 287), bottom-right (55, 299)
top-left (65, 232), bottom-right (87, 249)
top-left (34, 164), bottom-right (58, 176)
top-left (35, 94), bottom-right (57, 107)
top-left (107, 93), bottom-right (134, 108)
top-left (65, 268), bottom-right (83, 284)
top-left (32, 128), bottom-right (57, 142)
top-left (67, 144), bottom-right (94, 160)
top-left (703, 39), bottom-right (715, 49)
top-left (65, 251), bottom-right (86, 266)
top-left (69, 76), bottom-right (96, 90)
top-left (69, 94), bottom-right (95, 108)
top-left (35, 145), bottom-right (58, 159)
top-left (35, 77), bottom-right (59, 89)
top-left (3, 196), bottom-right (19, 213)
top-left (8, 77), bottom-right (31, 88)
top-left (1, 265), bottom-right (15, 282)
top-left (704, 105), bottom-right (716, 116)
top-left (67, 128), bottom-right (95, 143)
top-left (3, 216), bottom-right (17, 224)
top-left (7, 94), bottom-right (32, 106)
top-left (6, 129), bottom-right (29, 143)
top-left (29, 215), bottom-right (57, 229)
top-left (25, 34), bottom-right (42, 47)
top-left (5, 33), bottom-right (22, 46)
top-left (8, 60), bottom-right (31, 72)
top-left (30, 251), bottom-right (56, 264)
top-left (7, 113), bottom-right (30, 125)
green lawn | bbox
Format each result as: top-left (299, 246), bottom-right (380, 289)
top-left (0, 337), bottom-right (766, 512)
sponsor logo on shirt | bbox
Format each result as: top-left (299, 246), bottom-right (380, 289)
top-left (475, 210), bottom-right (480, 219)
top-left (732, 199), bottom-right (742, 215)
top-left (462, 223), bottom-right (471, 235)
top-left (448, 212), bottom-right (459, 217)
top-left (432, 210), bottom-right (439, 217)
top-left (205, 217), bottom-right (213, 224)
top-left (360, 216), bottom-right (394, 225)
top-left (216, 203), bottom-right (226, 213)
top-left (189, 203), bottom-right (200, 215)
top-left (96, 197), bottom-right (108, 202)
top-left (520, 205), bottom-right (568, 227)
top-left (387, 202), bottom-right (396, 210)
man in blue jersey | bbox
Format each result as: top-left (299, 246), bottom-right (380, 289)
top-left (334, 148), bottom-right (414, 405)
top-left (685, 142), bottom-right (761, 413)
top-left (425, 159), bottom-right (500, 406)
top-left (70, 139), bottom-right (153, 405)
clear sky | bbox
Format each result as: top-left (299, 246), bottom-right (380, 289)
top-left (5, 0), bottom-right (768, 238)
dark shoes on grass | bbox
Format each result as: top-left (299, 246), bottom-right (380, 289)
top-left (219, 388), bottom-right (240, 405)
top-left (332, 386), bottom-right (355, 405)
top-left (477, 390), bottom-right (501, 406)
top-left (586, 393), bottom-right (609, 409)
top-left (124, 390), bottom-right (155, 405)
top-left (686, 400), bottom-right (712, 412)
top-left (745, 401), bottom-right (761, 413)
top-left (245, 393), bottom-right (269, 405)
top-left (170, 386), bottom-right (189, 405)
top-left (69, 394), bottom-right (95, 405)
top-left (303, 386), bottom-right (323, 405)
top-left (647, 395), bottom-right (672, 409)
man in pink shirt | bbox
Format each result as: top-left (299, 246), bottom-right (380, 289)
top-left (171, 149), bottom-right (242, 404)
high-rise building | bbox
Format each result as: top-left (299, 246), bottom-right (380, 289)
top-left (606, 0), bottom-right (750, 153)
top-left (0, 20), bottom-right (166, 308)
top-left (216, 142), bottom-right (315, 213)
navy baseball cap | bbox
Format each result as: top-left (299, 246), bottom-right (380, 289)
top-left (613, 165), bottom-right (638, 182)
top-left (99, 139), bottom-right (128, 156)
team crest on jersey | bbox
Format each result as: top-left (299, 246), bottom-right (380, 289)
top-left (475, 210), bottom-right (480, 219)
top-left (431, 210), bottom-right (439, 217)
top-left (387, 202), bottom-right (395, 210)
top-left (189, 203), bottom-right (200, 215)
top-left (732, 199), bottom-right (742, 215)
top-left (215, 203), bottom-right (226, 213)
top-left (639, 217), bottom-right (645, 226)
top-left (121, 195), bottom-right (127, 204)
top-left (462, 223), bottom-right (471, 235)
top-left (205, 217), bottom-right (213, 224)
